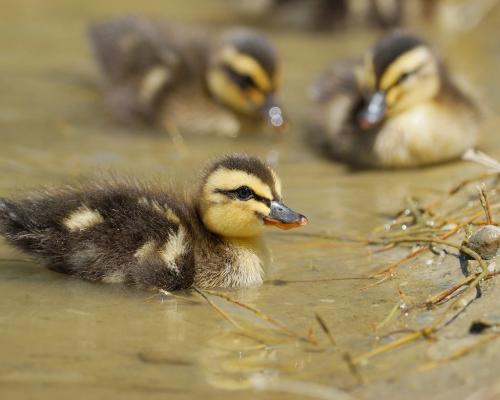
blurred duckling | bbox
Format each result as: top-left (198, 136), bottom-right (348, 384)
top-left (88, 16), bottom-right (286, 137)
top-left (0, 155), bottom-right (306, 290)
top-left (231, 0), bottom-right (348, 31)
top-left (308, 31), bottom-right (480, 168)
top-left (230, 0), bottom-right (408, 31)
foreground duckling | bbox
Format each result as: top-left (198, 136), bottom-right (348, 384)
top-left (0, 155), bottom-right (306, 290)
top-left (88, 16), bottom-right (285, 137)
top-left (308, 31), bottom-right (480, 168)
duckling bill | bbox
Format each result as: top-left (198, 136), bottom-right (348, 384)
top-left (308, 31), bottom-right (481, 168)
top-left (0, 155), bottom-right (307, 290)
top-left (88, 16), bottom-right (286, 137)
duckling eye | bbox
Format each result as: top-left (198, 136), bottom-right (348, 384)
top-left (238, 74), bottom-right (256, 90)
top-left (222, 64), bottom-right (257, 90)
top-left (235, 186), bottom-right (253, 200)
top-left (397, 72), bottom-right (411, 84)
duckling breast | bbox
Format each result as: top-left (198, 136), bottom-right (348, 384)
top-left (193, 240), bottom-right (264, 289)
top-left (374, 101), bottom-right (479, 167)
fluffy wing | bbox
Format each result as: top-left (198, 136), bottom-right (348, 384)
top-left (0, 182), bottom-right (194, 290)
top-left (88, 16), bottom-right (188, 123)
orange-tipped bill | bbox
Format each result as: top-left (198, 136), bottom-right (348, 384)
top-left (263, 201), bottom-right (308, 230)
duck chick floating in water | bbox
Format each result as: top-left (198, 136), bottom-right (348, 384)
top-left (88, 16), bottom-right (286, 137)
top-left (308, 31), bottom-right (481, 168)
top-left (0, 155), bottom-right (307, 290)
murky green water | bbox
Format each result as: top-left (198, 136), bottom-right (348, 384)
top-left (1, 1), bottom-right (500, 399)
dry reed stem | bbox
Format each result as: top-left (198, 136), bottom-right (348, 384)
top-left (192, 287), bottom-right (245, 331)
top-left (352, 238), bottom-right (490, 365)
top-left (201, 289), bottom-right (318, 345)
top-left (419, 333), bottom-right (500, 371)
top-left (426, 275), bottom-right (476, 306)
top-left (371, 209), bottom-right (486, 277)
top-left (158, 288), bottom-right (202, 304)
top-left (478, 185), bottom-right (494, 224)
top-left (375, 302), bottom-right (401, 331)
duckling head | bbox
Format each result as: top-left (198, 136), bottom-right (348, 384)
top-left (207, 29), bottom-right (286, 131)
top-left (198, 154), bottom-right (307, 238)
top-left (357, 32), bottom-right (441, 129)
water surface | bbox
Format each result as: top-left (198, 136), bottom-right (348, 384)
top-left (1, 1), bottom-right (500, 399)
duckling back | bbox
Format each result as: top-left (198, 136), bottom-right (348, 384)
top-left (88, 16), bottom-right (208, 125)
top-left (0, 183), bottom-right (195, 290)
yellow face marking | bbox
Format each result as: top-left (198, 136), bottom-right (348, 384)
top-left (378, 46), bottom-right (440, 114)
top-left (207, 69), bottom-right (257, 114)
top-left (205, 168), bottom-right (273, 200)
top-left (64, 206), bottom-right (103, 232)
top-left (207, 46), bottom-right (277, 115)
top-left (200, 167), bottom-right (276, 238)
top-left (380, 46), bottom-right (433, 91)
top-left (221, 47), bottom-right (273, 92)
top-left (247, 88), bottom-right (266, 105)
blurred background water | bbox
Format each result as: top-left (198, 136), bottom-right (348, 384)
top-left (1, 1), bottom-right (499, 399)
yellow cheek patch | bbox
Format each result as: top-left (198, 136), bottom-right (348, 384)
top-left (207, 69), bottom-right (254, 114)
top-left (386, 86), bottom-right (402, 110)
top-left (247, 88), bottom-right (265, 105)
top-left (63, 206), bottom-right (104, 232)
top-left (380, 46), bottom-right (433, 91)
top-left (205, 168), bottom-right (273, 200)
top-left (221, 47), bottom-right (272, 93)
top-left (248, 199), bottom-right (271, 217)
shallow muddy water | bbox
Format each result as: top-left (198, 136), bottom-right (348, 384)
top-left (1, 1), bottom-right (500, 399)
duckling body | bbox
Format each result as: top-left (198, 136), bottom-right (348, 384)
top-left (0, 155), bottom-right (306, 290)
top-left (308, 32), bottom-right (480, 168)
top-left (88, 16), bottom-right (285, 136)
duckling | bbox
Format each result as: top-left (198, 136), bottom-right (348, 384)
top-left (88, 16), bottom-right (285, 137)
top-left (231, 0), bottom-right (408, 31)
top-left (230, 0), bottom-right (349, 31)
top-left (308, 31), bottom-right (480, 168)
top-left (0, 155), bottom-right (307, 290)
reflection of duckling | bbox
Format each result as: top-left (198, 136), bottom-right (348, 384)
top-left (0, 155), bottom-right (306, 290)
top-left (88, 16), bottom-right (285, 137)
top-left (308, 32), bottom-right (480, 168)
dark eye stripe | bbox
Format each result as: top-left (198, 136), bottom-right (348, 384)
top-left (215, 188), bottom-right (271, 206)
top-left (221, 64), bottom-right (258, 91)
top-left (253, 193), bottom-right (271, 207)
top-left (382, 61), bottom-right (428, 91)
